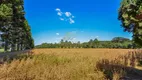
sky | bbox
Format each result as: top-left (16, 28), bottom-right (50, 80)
top-left (24, 0), bottom-right (132, 45)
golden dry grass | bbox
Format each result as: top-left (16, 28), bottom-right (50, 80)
top-left (32, 48), bottom-right (133, 59)
top-left (0, 48), bottom-right (141, 80)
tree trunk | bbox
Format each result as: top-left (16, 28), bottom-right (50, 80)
top-left (11, 44), bottom-right (15, 52)
top-left (4, 40), bottom-right (8, 52)
top-left (20, 44), bottom-right (23, 50)
top-left (17, 43), bottom-right (20, 51)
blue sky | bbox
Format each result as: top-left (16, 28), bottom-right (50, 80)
top-left (24, 0), bottom-right (132, 45)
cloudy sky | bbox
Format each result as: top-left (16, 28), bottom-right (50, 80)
top-left (24, 0), bottom-right (132, 45)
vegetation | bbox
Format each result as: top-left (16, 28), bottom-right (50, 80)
top-left (0, 49), bottom-right (141, 80)
top-left (119, 0), bottom-right (142, 46)
top-left (0, 0), bottom-right (34, 52)
top-left (35, 37), bottom-right (134, 49)
top-left (0, 0), bottom-right (142, 79)
top-left (0, 49), bottom-right (4, 52)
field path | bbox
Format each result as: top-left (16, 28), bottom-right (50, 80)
top-left (0, 50), bottom-right (31, 59)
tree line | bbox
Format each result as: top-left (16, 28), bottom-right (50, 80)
top-left (37, 0), bottom-right (142, 49)
top-left (0, 0), bottom-right (34, 52)
top-left (1, 0), bottom-right (142, 51)
top-left (35, 37), bottom-right (137, 49)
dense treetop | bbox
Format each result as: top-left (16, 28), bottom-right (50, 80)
top-left (119, 0), bottom-right (142, 46)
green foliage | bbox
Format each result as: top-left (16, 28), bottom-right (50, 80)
top-left (111, 37), bottom-right (130, 43)
top-left (35, 37), bottom-right (133, 49)
top-left (0, 0), bottom-right (34, 52)
top-left (119, 0), bottom-right (142, 46)
top-left (0, 4), bottom-right (12, 19)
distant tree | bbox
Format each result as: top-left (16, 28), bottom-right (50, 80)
top-left (60, 39), bottom-right (64, 48)
top-left (93, 38), bottom-right (99, 48)
top-left (35, 37), bottom-right (133, 49)
top-left (89, 39), bottom-right (93, 48)
top-left (111, 37), bottom-right (130, 43)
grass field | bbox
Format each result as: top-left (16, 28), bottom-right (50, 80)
top-left (0, 49), bottom-right (141, 80)
top-left (32, 49), bottom-right (133, 59)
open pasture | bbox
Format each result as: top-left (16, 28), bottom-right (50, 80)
top-left (0, 48), bottom-right (141, 80)
top-left (32, 48), bottom-right (134, 59)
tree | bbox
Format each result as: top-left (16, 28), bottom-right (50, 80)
top-left (111, 37), bottom-right (130, 43)
top-left (0, 0), bottom-right (34, 52)
top-left (119, 0), bottom-right (142, 46)
top-left (88, 39), bottom-right (93, 48)
top-left (60, 39), bottom-right (64, 48)
top-left (0, 1), bottom-right (13, 51)
top-left (93, 38), bottom-right (99, 48)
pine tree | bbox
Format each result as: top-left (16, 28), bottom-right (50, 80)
top-left (0, 0), bottom-right (34, 52)
top-left (0, 0), bottom-right (13, 51)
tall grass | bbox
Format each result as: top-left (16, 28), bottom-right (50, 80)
top-left (96, 50), bottom-right (142, 80)
top-left (0, 53), bottom-right (105, 80)
top-left (0, 49), bottom-right (141, 80)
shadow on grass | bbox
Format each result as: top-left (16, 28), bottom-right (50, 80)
top-left (96, 59), bottom-right (142, 80)
top-left (0, 50), bottom-right (32, 64)
top-left (0, 51), bottom-right (71, 66)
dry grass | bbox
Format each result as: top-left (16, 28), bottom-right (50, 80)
top-left (0, 53), bottom-right (105, 80)
top-left (0, 48), bottom-right (141, 80)
top-left (32, 49), bottom-right (133, 59)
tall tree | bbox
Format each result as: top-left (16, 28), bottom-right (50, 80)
top-left (119, 0), bottom-right (142, 46)
top-left (0, 0), bottom-right (34, 52)
top-left (10, 0), bottom-right (25, 51)
top-left (0, 1), bottom-right (13, 51)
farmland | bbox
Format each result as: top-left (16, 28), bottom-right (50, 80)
top-left (0, 49), bottom-right (142, 80)
top-left (1, 0), bottom-right (142, 80)
top-left (32, 49), bottom-right (133, 59)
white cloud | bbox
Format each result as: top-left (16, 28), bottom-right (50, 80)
top-left (56, 8), bottom-right (62, 16)
top-left (60, 18), bottom-right (64, 21)
top-left (72, 16), bottom-right (75, 18)
top-left (69, 18), bottom-right (75, 24)
top-left (56, 33), bottom-right (60, 36)
top-left (55, 8), bottom-right (61, 12)
top-left (55, 8), bottom-right (75, 24)
top-left (73, 38), bottom-right (76, 40)
top-left (65, 12), bottom-right (72, 17)
top-left (57, 12), bottom-right (62, 16)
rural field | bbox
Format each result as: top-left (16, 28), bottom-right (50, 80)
top-left (0, 49), bottom-right (142, 80)
top-left (32, 49), bottom-right (133, 59)
top-left (1, 0), bottom-right (142, 80)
